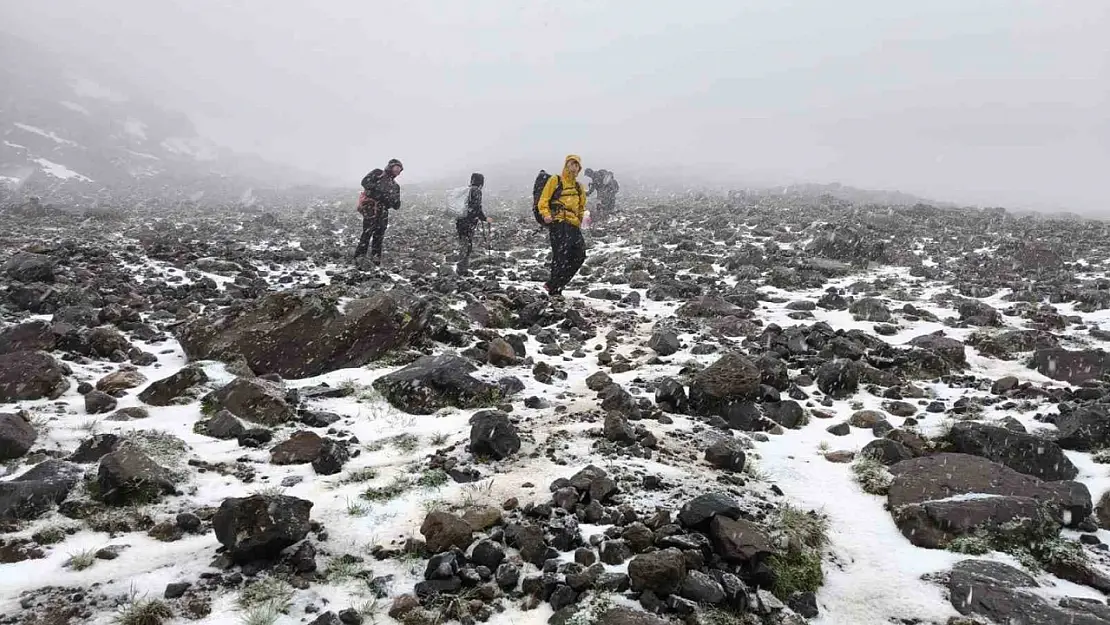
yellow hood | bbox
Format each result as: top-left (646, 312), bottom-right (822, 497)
top-left (562, 154), bottom-right (582, 182)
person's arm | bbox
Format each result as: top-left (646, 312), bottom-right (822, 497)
top-left (537, 176), bottom-right (558, 222)
top-left (381, 179), bottom-right (401, 210)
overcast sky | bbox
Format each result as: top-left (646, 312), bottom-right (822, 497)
top-left (3, 0), bottom-right (1108, 212)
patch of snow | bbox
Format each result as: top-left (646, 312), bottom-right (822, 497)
top-left (13, 122), bottom-right (78, 146)
top-left (3, 140), bottom-right (28, 150)
top-left (161, 136), bottom-right (219, 162)
top-left (70, 77), bottom-right (129, 102)
top-left (32, 158), bottom-right (92, 182)
top-left (59, 100), bottom-right (91, 115)
top-left (125, 149), bottom-right (161, 161)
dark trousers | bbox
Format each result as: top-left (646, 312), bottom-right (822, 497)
top-left (547, 221), bottom-right (586, 293)
top-left (455, 218), bottom-right (477, 274)
top-left (354, 210), bottom-right (388, 261)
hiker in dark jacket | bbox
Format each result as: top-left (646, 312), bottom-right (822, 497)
top-left (455, 172), bottom-right (488, 276)
top-left (354, 158), bottom-right (403, 265)
top-left (584, 168), bottom-right (619, 220)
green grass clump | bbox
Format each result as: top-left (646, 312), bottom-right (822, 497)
top-left (65, 549), bottom-right (98, 571)
top-left (766, 504), bottom-right (830, 601)
top-left (237, 577), bottom-right (293, 610)
top-left (417, 469), bottom-right (449, 489)
top-left (114, 598), bottom-right (174, 625)
top-left (850, 452), bottom-right (892, 495)
top-left (361, 476), bottom-right (412, 502)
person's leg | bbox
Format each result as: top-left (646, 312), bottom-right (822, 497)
top-left (354, 214), bottom-right (373, 257)
top-left (546, 223), bottom-right (569, 294)
top-left (369, 212), bottom-right (388, 264)
top-left (563, 227), bottom-right (587, 289)
top-left (456, 219), bottom-right (473, 274)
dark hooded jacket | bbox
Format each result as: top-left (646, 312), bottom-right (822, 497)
top-left (360, 161), bottom-right (402, 212)
top-left (461, 172), bottom-right (486, 223)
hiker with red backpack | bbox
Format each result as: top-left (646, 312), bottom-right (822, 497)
top-left (534, 155), bottom-right (587, 298)
top-left (354, 159), bottom-right (403, 266)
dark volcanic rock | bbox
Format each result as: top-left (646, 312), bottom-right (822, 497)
top-left (709, 515), bottom-right (774, 565)
top-left (628, 548), bottom-right (686, 595)
top-left (647, 330), bottom-right (681, 356)
top-left (421, 511), bottom-right (474, 553)
top-left (1055, 404), bottom-right (1110, 451)
top-left (97, 447), bottom-right (176, 505)
top-left (816, 358), bottom-right (859, 399)
top-left (1031, 348), bottom-right (1110, 385)
top-left (908, 333), bottom-right (967, 368)
top-left (0, 460), bottom-right (82, 521)
top-left (373, 353), bottom-right (501, 415)
top-left (271, 431), bottom-right (325, 465)
top-left (469, 410), bottom-right (521, 460)
top-left (678, 492), bottom-right (743, 529)
top-left (204, 377), bottom-right (295, 426)
top-left (213, 494), bottom-right (313, 563)
top-left (4, 252), bottom-right (56, 283)
top-left (0, 320), bottom-right (58, 354)
top-left (887, 453), bottom-right (1090, 541)
top-left (0, 351), bottom-right (70, 402)
top-left (138, 365), bottom-right (209, 406)
top-left (688, 352), bottom-right (760, 416)
top-left (704, 439), bottom-right (746, 472)
top-left (948, 559), bottom-right (1110, 625)
top-left (0, 412), bottom-right (36, 460)
top-left (948, 421), bottom-right (1078, 481)
top-left (178, 290), bottom-right (430, 378)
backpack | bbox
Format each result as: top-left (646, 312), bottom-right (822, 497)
top-left (357, 168), bottom-right (384, 215)
top-left (445, 186), bottom-right (470, 219)
top-left (531, 170), bottom-right (580, 226)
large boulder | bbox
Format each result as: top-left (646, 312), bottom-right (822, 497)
top-left (1056, 404), bottom-right (1110, 451)
top-left (373, 353), bottom-right (501, 415)
top-left (687, 352), bottom-right (760, 416)
top-left (907, 333), bottom-right (967, 369)
top-left (887, 453), bottom-right (1090, 548)
top-left (948, 421), bottom-right (1077, 481)
top-left (1031, 348), bottom-right (1110, 385)
top-left (0, 320), bottom-right (59, 354)
top-left (420, 511), bottom-right (474, 553)
top-left (213, 494), bottom-right (313, 563)
top-left (848, 298), bottom-right (892, 322)
top-left (804, 226), bottom-right (885, 264)
top-left (816, 358), bottom-right (860, 399)
top-left (0, 351), bottom-right (71, 402)
top-left (203, 377), bottom-right (295, 426)
top-left (138, 365), bottom-right (208, 406)
top-left (628, 548), bottom-right (686, 595)
top-left (271, 432), bottom-right (325, 465)
top-left (0, 413), bottom-right (36, 460)
top-left (0, 460), bottom-right (83, 522)
top-left (177, 290), bottom-right (430, 378)
top-left (4, 252), bottom-right (56, 283)
top-left (95, 367), bottom-right (148, 394)
top-left (469, 410), bottom-right (520, 460)
top-left (709, 515), bottom-right (774, 565)
top-left (97, 447), bottom-right (176, 506)
top-left (948, 559), bottom-right (1110, 625)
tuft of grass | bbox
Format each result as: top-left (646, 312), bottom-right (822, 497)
top-left (817, 440), bottom-right (830, 453)
top-left (1093, 448), bottom-right (1110, 464)
top-left (346, 497), bottom-right (369, 517)
top-left (78, 419), bottom-right (102, 435)
top-left (252, 485), bottom-right (286, 498)
top-left (430, 432), bottom-right (449, 446)
top-left (237, 577), bottom-right (293, 611)
top-left (416, 469), bottom-right (449, 489)
top-left (698, 606), bottom-right (749, 625)
top-left (743, 460), bottom-right (769, 481)
top-left (766, 504), bottom-right (830, 600)
top-left (355, 597), bottom-right (382, 624)
top-left (390, 433), bottom-right (420, 454)
top-left (238, 602), bottom-right (282, 625)
top-left (362, 476), bottom-right (413, 502)
top-left (340, 467), bottom-right (380, 484)
top-left (114, 595), bottom-right (174, 625)
top-left (850, 452), bottom-right (892, 495)
top-left (65, 549), bottom-right (98, 571)
top-left (324, 556), bottom-right (364, 583)
top-left (767, 549), bottom-right (825, 600)
top-left (942, 515), bottom-right (1079, 573)
top-left (421, 498), bottom-right (450, 514)
top-left (565, 592), bottom-right (614, 625)
top-left (460, 479), bottom-right (495, 508)
top-left (33, 525), bottom-right (69, 545)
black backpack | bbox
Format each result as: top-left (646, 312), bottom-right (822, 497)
top-left (532, 170), bottom-right (581, 226)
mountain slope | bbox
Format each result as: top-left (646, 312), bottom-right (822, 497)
top-left (0, 33), bottom-right (324, 204)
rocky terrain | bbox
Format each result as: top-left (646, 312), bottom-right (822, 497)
top-left (1, 191), bottom-right (1110, 625)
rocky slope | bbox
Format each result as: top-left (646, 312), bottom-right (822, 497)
top-left (0, 193), bottom-right (1109, 625)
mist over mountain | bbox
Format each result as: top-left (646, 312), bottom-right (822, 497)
top-left (0, 33), bottom-right (329, 206)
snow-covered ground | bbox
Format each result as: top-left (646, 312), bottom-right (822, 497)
top-left (1, 215), bottom-right (1108, 625)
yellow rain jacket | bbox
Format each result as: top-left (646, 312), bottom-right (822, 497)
top-left (537, 154), bottom-right (586, 228)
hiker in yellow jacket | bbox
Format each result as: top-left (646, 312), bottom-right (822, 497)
top-left (537, 154), bottom-right (587, 297)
